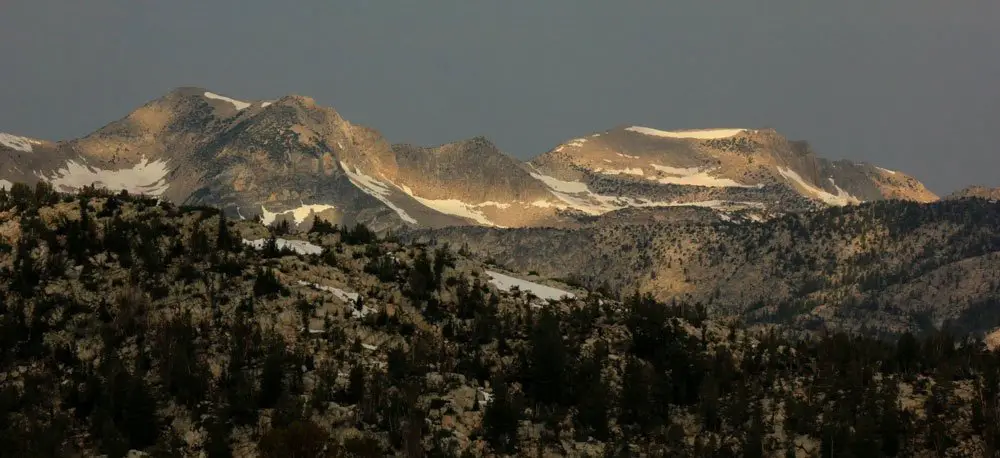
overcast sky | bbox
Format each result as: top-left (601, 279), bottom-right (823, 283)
top-left (1, 0), bottom-right (997, 194)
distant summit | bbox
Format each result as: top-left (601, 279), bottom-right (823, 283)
top-left (946, 185), bottom-right (1000, 201)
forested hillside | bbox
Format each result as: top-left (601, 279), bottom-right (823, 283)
top-left (1, 183), bottom-right (999, 457)
top-left (410, 198), bottom-right (1000, 339)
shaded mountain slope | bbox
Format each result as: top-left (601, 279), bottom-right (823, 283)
top-left (408, 198), bottom-right (1000, 337)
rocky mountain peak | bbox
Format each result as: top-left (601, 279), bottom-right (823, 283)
top-left (0, 88), bottom-right (943, 232)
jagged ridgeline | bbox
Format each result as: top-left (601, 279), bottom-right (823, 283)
top-left (2, 182), bottom-right (1000, 457)
top-left (0, 88), bottom-right (936, 233)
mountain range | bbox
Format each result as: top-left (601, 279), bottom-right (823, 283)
top-left (8, 87), bottom-right (1000, 340)
top-left (5, 87), bottom-right (1000, 456)
top-left (1, 87), bottom-right (939, 232)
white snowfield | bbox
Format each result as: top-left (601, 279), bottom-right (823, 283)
top-left (485, 270), bottom-right (575, 302)
top-left (242, 238), bottom-right (323, 256)
top-left (339, 162), bottom-right (531, 228)
top-left (650, 165), bottom-right (702, 176)
top-left (39, 157), bottom-right (172, 196)
top-left (876, 166), bottom-right (897, 175)
top-left (339, 162), bottom-right (418, 224)
top-left (777, 167), bottom-right (859, 206)
top-left (0, 133), bottom-right (41, 153)
top-left (626, 126), bottom-right (746, 139)
top-left (397, 184), bottom-right (506, 227)
top-left (407, 196), bottom-right (503, 227)
top-left (827, 178), bottom-right (861, 204)
top-left (203, 92), bottom-right (251, 110)
top-left (260, 203), bottom-right (337, 226)
top-left (529, 167), bottom-right (760, 215)
top-left (527, 170), bottom-right (610, 215)
top-left (650, 164), bottom-right (749, 188)
top-left (528, 170), bottom-right (590, 194)
top-left (0, 179), bottom-right (12, 189)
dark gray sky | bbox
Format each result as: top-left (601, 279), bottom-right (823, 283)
top-left (2, 0), bottom-right (998, 194)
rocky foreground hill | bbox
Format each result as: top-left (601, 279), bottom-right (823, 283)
top-left (1, 183), bottom-right (1000, 457)
top-left (1, 88), bottom-right (935, 232)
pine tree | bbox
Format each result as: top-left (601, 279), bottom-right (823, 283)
top-left (619, 356), bottom-right (654, 434)
top-left (308, 217), bottom-right (337, 235)
top-left (346, 363), bottom-right (366, 404)
top-left (407, 250), bottom-right (435, 301)
top-left (259, 337), bottom-right (288, 409)
top-left (482, 375), bottom-right (521, 454)
top-left (879, 378), bottom-right (903, 457)
top-left (204, 411), bottom-right (234, 458)
top-left (121, 375), bottom-right (160, 450)
top-left (573, 342), bottom-right (610, 441)
top-left (433, 245), bottom-right (455, 288)
top-left (925, 363), bottom-right (957, 455)
top-left (528, 307), bottom-right (567, 406)
top-left (216, 212), bottom-right (235, 252)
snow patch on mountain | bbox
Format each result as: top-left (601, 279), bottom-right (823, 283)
top-left (204, 92), bottom-right (251, 110)
top-left (777, 167), bottom-right (859, 206)
top-left (528, 167), bottom-right (760, 215)
top-left (527, 170), bottom-right (610, 214)
top-left (650, 164), bottom-right (748, 187)
top-left (260, 204), bottom-right (337, 225)
top-left (877, 166), bottom-right (897, 175)
top-left (616, 152), bottom-right (640, 159)
top-left (485, 270), bottom-right (575, 302)
top-left (340, 162), bottom-right (418, 224)
top-left (39, 157), bottom-right (171, 196)
top-left (0, 179), bottom-right (12, 189)
top-left (528, 170), bottom-right (590, 194)
top-left (650, 164), bottom-right (702, 176)
top-left (259, 206), bottom-right (279, 225)
top-left (0, 133), bottom-right (41, 153)
top-left (827, 178), bottom-right (861, 204)
top-left (242, 238), bottom-right (323, 256)
top-left (626, 126), bottom-right (746, 139)
top-left (406, 195), bottom-right (503, 227)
